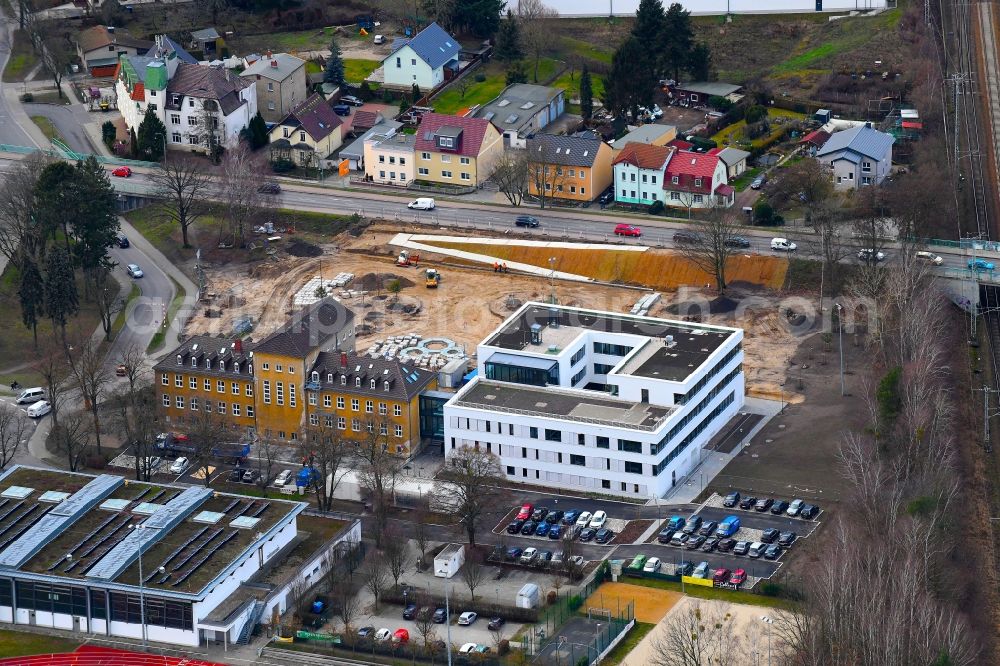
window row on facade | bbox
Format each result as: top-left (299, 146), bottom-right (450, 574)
top-left (161, 394), bottom-right (254, 418)
top-left (162, 374), bottom-right (253, 396)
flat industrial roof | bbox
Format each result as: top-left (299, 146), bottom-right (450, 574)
top-left (0, 466), bottom-right (305, 598)
top-left (453, 379), bottom-right (672, 431)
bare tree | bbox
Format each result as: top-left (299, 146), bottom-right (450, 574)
top-left (355, 419), bottom-right (402, 546)
top-left (65, 340), bottom-right (111, 454)
top-left (675, 207), bottom-right (743, 293)
top-left (0, 153), bottom-right (51, 270)
top-left (52, 410), bottom-right (92, 471)
top-left (188, 408), bottom-right (228, 487)
top-left (254, 436), bottom-right (280, 489)
top-left (0, 404), bottom-right (29, 470)
top-left (516, 0), bottom-right (558, 83)
top-left (147, 157), bottom-right (212, 248)
top-left (116, 342), bottom-right (147, 395)
top-left (491, 149), bottom-right (529, 207)
top-left (436, 447), bottom-right (505, 547)
top-left (810, 202), bottom-right (852, 299)
top-left (34, 352), bottom-right (65, 431)
top-left (384, 531), bottom-right (408, 587)
top-left (34, 22), bottom-right (75, 99)
top-left (362, 556), bottom-right (389, 611)
top-left (649, 601), bottom-right (750, 666)
top-left (526, 142), bottom-right (567, 209)
top-left (220, 141), bottom-right (270, 248)
top-left (415, 608), bottom-right (438, 651)
top-left (302, 418), bottom-right (351, 512)
top-left (107, 384), bottom-right (159, 481)
top-left (337, 584), bottom-right (361, 633)
top-left (460, 558), bottom-right (486, 601)
top-left (93, 268), bottom-right (125, 341)
top-left (414, 512), bottom-right (431, 570)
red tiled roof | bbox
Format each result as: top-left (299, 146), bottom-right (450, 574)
top-left (668, 139), bottom-right (694, 151)
top-left (664, 150), bottom-right (722, 194)
top-left (130, 81), bottom-right (145, 101)
top-left (612, 142), bottom-right (673, 169)
top-left (716, 184), bottom-right (734, 196)
top-left (800, 129), bottom-right (830, 146)
top-left (414, 112), bottom-right (495, 158)
top-left (706, 146), bottom-right (723, 154)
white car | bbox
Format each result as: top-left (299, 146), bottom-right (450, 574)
top-left (575, 511), bottom-right (593, 528)
top-left (126, 263), bottom-right (144, 278)
top-left (643, 557), bottom-right (662, 573)
top-left (407, 197), bottom-right (435, 210)
top-left (373, 34), bottom-right (386, 45)
top-left (169, 457), bottom-right (189, 474)
top-left (25, 400), bottom-right (51, 418)
top-left (857, 248), bottom-right (886, 262)
top-left (692, 561), bottom-right (710, 579)
top-left (519, 547), bottom-right (538, 564)
top-left (459, 643), bottom-right (478, 654)
top-left (274, 469), bottom-right (293, 487)
top-left (915, 250), bottom-right (943, 265)
top-left (374, 628), bottom-right (392, 642)
top-left (588, 510), bottom-right (608, 529)
top-left (568, 555), bottom-right (585, 567)
top-left (458, 611), bottom-right (477, 626)
top-left (770, 238), bottom-right (797, 252)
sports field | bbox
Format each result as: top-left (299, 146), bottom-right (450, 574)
top-left (584, 582), bottom-right (683, 624)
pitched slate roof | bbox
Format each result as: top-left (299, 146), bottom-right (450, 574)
top-left (309, 352), bottom-right (437, 402)
top-left (474, 83), bottom-right (563, 132)
top-left (816, 125), bottom-right (894, 161)
top-left (77, 25), bottom-right (152, 53)
top-left (153, 335), bottom-right (255, 378)
top-left (397, 22), bottom-right (459, 70)
top-left (612, 142), bottom-right (673, 170)
top-left (146, 36), bottom-right (198, 64)
top-left (167, 62), bottom-right (252, 115)
top-left (278, 93), bottom-right (342, 142)
top-left (241, 53), bottom-right (305, 81)
top-left (253, 299), bottom-right (355, 359)
top-left (415, 112), bottom-right (496, 158)
top-left (526, 134), bottom-right (603, 168)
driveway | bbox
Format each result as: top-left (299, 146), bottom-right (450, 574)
top-left (22, 102), bottom-right (95, 153)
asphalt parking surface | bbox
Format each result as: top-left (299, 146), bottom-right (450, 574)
top-left (666, 505), bottom-right (821, 536)
top-left (613, 542), bottom-right (781, 579)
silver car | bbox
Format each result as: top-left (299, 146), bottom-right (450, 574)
top-left (126, 263), bottom-right (144, 278)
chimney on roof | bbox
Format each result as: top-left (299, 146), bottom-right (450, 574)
top-left (235, 339), bottom-right (243, 354)
top-left (271, 59), bottom-right (278, 68)
top-left (266, 50), bottom-right (272, 58)
top-left (341, 351), bottom-right (348, 368)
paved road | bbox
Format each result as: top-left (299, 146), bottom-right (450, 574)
top-left (0, 12), bottom-right (34, 147)
top-left (22, 102), bottom-right (94, 153)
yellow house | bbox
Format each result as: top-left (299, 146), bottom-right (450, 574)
top-left (363, 131), bottom-right (417, 186)
top-left (305, 352), bottom-right (438, 456)
top-left (268, 93), bottom-right (345, 168)
top-left (525, 134), bottom-right (614, 202)
top-left (413, 112), bottom-right (503, 187)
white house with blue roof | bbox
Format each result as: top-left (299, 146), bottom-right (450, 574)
top-left (383, 22), bottom-right (460, 90)
top-left (816, 124), bottom-right (894, 190)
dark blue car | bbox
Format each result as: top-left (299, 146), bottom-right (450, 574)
top-left (666, 516), bottom-right (685, 531)
top-left (535, 522), bottom-right (551, 537)
top-left (548, 524), bottom-right (563, 539)
top-left (562, 510), bottom-right (580, 525)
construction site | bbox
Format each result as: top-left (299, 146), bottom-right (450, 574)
top-left (182, 222), bottom-right (806, 400)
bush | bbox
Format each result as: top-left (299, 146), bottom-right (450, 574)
top-left (760, 582), bottom-right (783, 597)
top-left (648, 200), bottom-right (664, 215)
top-left (498, 640), bottom-right (510, 656)
top-left (744, 104), bottom-right (768, 123)
top-left (272, 158), bottom-right (296, 173)
top-left (708, 95), bottom-right (733, 112)
top-left (567, 595), bottom-right (583, 611)
top-left (546, 590), bottom-right (558, 606)
top-left (475, 73), bottom-right (486, 82)
top-left (20, 92), bottom-right (33, 102)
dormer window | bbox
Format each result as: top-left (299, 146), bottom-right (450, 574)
top-left (311, 371), bottom-right (319, 382)
top-left (191, 358), bottom-right (197, 367)
top-left (341, 376), bottom-right (347, 386)
top-left (234, 363), bottom-right (240, 373)
top-left (384, 381), bottom-right (390, 391)
top-left (249, 363), bottom-right (254, 375)
top-left (694, 178), bottom-right (702, 187)
top-left (438, 137), bottom-right (454, 148)
top-left (671, 176), bottom-right (679, 185)
top-left (355, 377), bottom-right (362, 387)
top-left (327, 373), bottom-right (333, 382)
top-left (370, 379), bottom-right (376, 389)
top-left (176, 354), bottom-right (182, 365)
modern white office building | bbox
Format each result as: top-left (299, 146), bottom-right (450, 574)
top-left (443, 303), bottom-right (744, 498)
top-left (0, 465), bottom-right (360, 648)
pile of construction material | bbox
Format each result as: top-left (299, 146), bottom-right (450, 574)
top-left (293, 274), bottom-right (355, 307)
top-left (363, 335), bottom-right (467, 369)
top-left (630, 292), bottom-right (661, 317)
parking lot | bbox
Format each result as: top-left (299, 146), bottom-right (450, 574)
top-left (665, 502), bottom-right (821, 537)
top-left (613, 542), bottom-right (781, 580)
top-left (356, 602), bottom-right (522, 652)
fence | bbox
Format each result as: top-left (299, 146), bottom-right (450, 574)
top-left (905, 236), bottom-right (1000, 253)
top-left (0, 143), bottom-right (161, 168)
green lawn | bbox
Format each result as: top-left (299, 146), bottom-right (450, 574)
top-left (560, 36), bottom-right (613, 65)
top-left (551, 68), bottom-right (604, 104)
top-left (30, 115), bottom-right (63, 143)
top-left (0, 629), bottom-right (80, 657)
top-left (2, 29), bottom-right (38, 83)
top-left (344, 58), bottom-right (380, 83)
top-left (601, 622), bottom-right (654, 665)
top-left (235, 28), bottom-right (337, 54)
top-left (305, 60), bottom-right (322, 75)
top-left (730, 166), bottom-right (762, 192)
top-left (432, 63), bottom-right (508, 114)
top-left (711, 109), bottom-right (806, 150)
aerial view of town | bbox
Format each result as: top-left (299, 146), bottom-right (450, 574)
top-left (0, 0), bottom-right (991, 662)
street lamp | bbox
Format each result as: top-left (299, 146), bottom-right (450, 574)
top-left (760, 615), bottom-right (774, 666)
top-left (834, 303), bottom-right (845, 396)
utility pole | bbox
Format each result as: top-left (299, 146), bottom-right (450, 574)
top-left (835, 303), bottom-right (845, 396)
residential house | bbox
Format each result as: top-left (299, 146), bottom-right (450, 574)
top-left (268, 93), bottom-right (344, 168)
top-left (241, 52), bottom-right (307, 123)
top-left (611, 124), bottom-right (677, 154)
top-left (146, 34), bottom-right (199, 65)
top-left (414, 112), bottom-right (504, 187)
top-left (611, 142), bottom-right (673, 206)
top-left (712, 147), bottom-right (750, 180)
top-left (339, 113), bottom-right (402, 171)
top-left (525, 134), bottom-right (613, 202)
top-left (670, 81), bottom-right (743, 106)
top-left (364, 132), bottom-right (417, 185)
top-left (473, 84), bottom-right (565, 148)
top-left (76, 26), bottom-right (151, 76)
top-left (815, 124), bottom-right (894, 190)
top-left (305, 352), bottom-right (438, 456)
top-left (190, 27), bottom-right (223, 56)
top-left (383, 22), bottom-right (460, 90)
top-left (663, 150), bottom-right (734, 209)
top-left (799, 128), bottom-right (831, 156)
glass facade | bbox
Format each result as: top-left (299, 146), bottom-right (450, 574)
top-left (419, 395), bottom-right (447, 441)
top-left (110, 592), bottom-right (192, 630)
top-left (484, 360), bottom-right (559, 387)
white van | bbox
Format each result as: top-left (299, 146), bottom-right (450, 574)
top-left (770, 237), bottom-right (797, 252)
top-left (16, 387), bottom-right (44, 404)
top-left (25, 400), bottom-right (51, 418)
top-left (407, 197), bottom-right (436, 210)
top-left (915, 250), bottom-right (943, 265)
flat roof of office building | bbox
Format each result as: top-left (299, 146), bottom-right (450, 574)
top-left (453, 379), bottom-right (672, 431)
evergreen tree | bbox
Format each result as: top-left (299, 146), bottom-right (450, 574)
top-left (687, 42), bottom-right (712, 81)
top-left (633, 0), bottom-right (666, 44)
top-left (579, 65), bottom-right (593, 121)
top-left (34, 161), bottom-right (78, 247)
top-left (323, 37), bottom-right (345, 86)
top-left (661, 2), bottom-right (695, 81)
top-left (494, 10), bottom-right (523, 62)
top-left (246, 111), bottom-right (269, 149)
top-left (604, 37), bottom-right (656, 121)
top-left (137, 112), bottom-right (167, 161)
top-left (129, 127), bottom-right (138, 158)
top-left (18, 259), bottom-right (43, 349)
top-left (101, 120), bottom-right (116, 150)
top-left (43, 246), bottom-right (78, 342)
top-left (412, 83), bottom-right (422, 103)
top-left (506, 61), bottom-right (528, 85)
top-left (71, 157), bottom-right (119, 272)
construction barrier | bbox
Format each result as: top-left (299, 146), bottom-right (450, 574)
top-left (681, 575), bottom-right (715, 588)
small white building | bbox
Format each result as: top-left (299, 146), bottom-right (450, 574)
top-left (434, 543), bottom-right (465, 578)
top-left (516, 583), bottom-right (540, 609)
top-left (383, 22), bottom-right (460, 90)
top-left (816, 124), bottom-right (895, 190)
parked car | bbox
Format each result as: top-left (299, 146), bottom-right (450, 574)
top-left (701, 537), bottom-right (719, 552)
top-left (589, 511), bottom-right (608, 529)
top-left (112, 166), bottom-right (132, 178)
top-left (26, 400), bottom-right (52, 418)
top-left (341, 95), bottom-right (364, 106)
top-left (458, 612), bottom-right (478, 626)
top-left (643, 557), bottom-right (662, 573)
top-left (750, 174), bottom-right (766, 189)
top-left (666, 515), bottom-right (686, 531)
top-left (562, 510), bottom-right (580, 525)
top-left (673, 231), bottom-right (701, 244)
top-left (520, 521), bottom-right (537, 535)
top-left (669, 532), bottom-right (689, 547)
top-left (627, 554), bottom-right (647, 570)
top-left (777, 531), bottom-right (797, 546)
top-left (698, 521), bottom-right (718, 537)
top-left (403, 604), bottom-right (418, 620)
top-left (748, 542), bottom-right (767, 558)
top-left (915, 250), bottom-right (944, 265)
top-left (686, 535), bottom-right (706, 550)
top-left (548, 524), bottom-right (563, 540)
top-left (857, 248), bottom-right (886, 263)
top-left (432, 608), bottom-right (447, 623)
top-left (459, 643), bottom-right (478, 654)
top-left (568, 555), bottom-right (585, 567)
top-left (969, 258), bottom-right (995, 272)
top-left (545, 510), bottom-right (564, 524)
top-left (242, 469), bottom-right (260, 484)
top-left (800, 504), bottom-right (820, 519)
top-left (614, 223), bottom-right (642, 237)
top-left (516, 504), bottom-right (533, 520)
top-left (754, 498), bottom-right (774, 512)
top-left (115, 233), bottom-right (130, 248)
top-left (228, 468), bottom-right (244, 482)
top-left (595, 528), bottom-right (614, 544)
top-left (764, 544), bottom-right (783, 560)
top-left (733, 541), bottom-right (751, 556)
top-left (374, 628), bottom-right (392, 642)
top-left (770, 237), bottom-right (796, 252)
top-left (274, 469), bottom-right (293, 487)
top-left (578, 527), bottom-right (596, 542)
top-left (169, 457), bottom-right (189, 474)
top-left (552, 551), bottom-right (565, 566)
top-left (126, 263), bottom-right (144, 278)
top-left (739, 496), bottom-right (758, 510)
top-left (392, 629), bottom-right (409, 644)
top-left (332, 104), bottom-right (352, 116)
top-left (676, 561), bottom-right (694, 576)
top-left (715, 516), bottom-right (741, 538)
top-left (473, 645), bottom-right (490, 654)
top-left (786, 499), bottom-right (804, 517)
top-left (770, 500), bottom-right (790, 515)
top-left (717, 538), bottom-right (736, 552)
top-left (729, 569), bottom-right (747, 586)
top-left (488, 617), bottom-right (505, 631)
top-left (576, 511), bottom-right (593, 528)
top-left (723, 491), bottom-right (741, 508)
top-left (681, 515), bottom-right (702, 534)
top-left (506, 547), bottom-right (523, 560)
top-left (657, 528), bottom-right (676, 544)
top-left (532, 507), bottom-right (549, 522)
top-left (713, 567), bottom-right (731, 584)
top-left (761, 528), bottom-right (779, 544)
top-left (724, 236), bottom-right (751, 248)
top-left (520, 548), bottom-right (538, 564)
top-left (538, 550), bottom-right (553, 564)
top-left (535, 522), bottom-right (551, 537)
top-left (506, 519), bottom-right (525, 534)
top-left (692, 562), bottom-right (710, 579)
top-left (515, 215), bottom-right (540, 228)
top-left (407, 197), bottom-right (435, 210)
top-left (257, 181), bottom-right (281, 195)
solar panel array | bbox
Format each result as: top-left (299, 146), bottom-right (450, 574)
top-left (143, 525), bottom-right (210, 583)
top-left (171, 530), bottom-right (238, 587)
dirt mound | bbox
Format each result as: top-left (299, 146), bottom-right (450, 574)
top-left (357, 273), bottom-right (415, 290)
top-left (286, 240), bottom-right (323, 257)
top-left (709, 296), bottom-right (739, 314)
